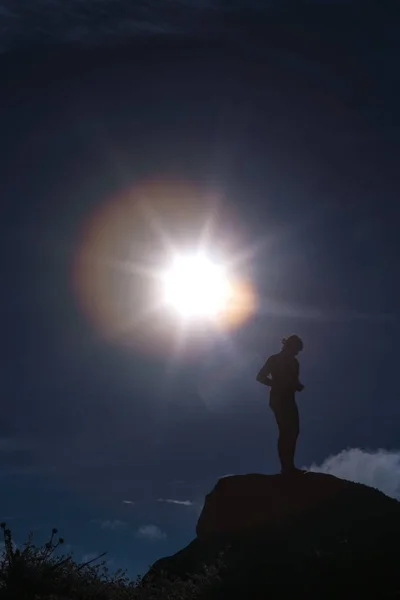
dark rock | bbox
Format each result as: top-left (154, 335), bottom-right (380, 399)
top-left (197, 472), bottom-right (350, 539)
top-left (144, 472), bottom-right (400, 598)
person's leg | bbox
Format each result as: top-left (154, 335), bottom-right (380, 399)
top-left (286, 401), bottom-right (300, 471)
top-left (272, 399), bottom-right (300, 473)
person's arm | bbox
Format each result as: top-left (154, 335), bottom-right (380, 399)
top-left (256, 357), bottom-right (273, 386)
top-left (294, 359), bottom-right (304, 392)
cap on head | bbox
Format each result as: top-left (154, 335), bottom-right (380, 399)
top-left (282, 334), bottom-right (304, 354)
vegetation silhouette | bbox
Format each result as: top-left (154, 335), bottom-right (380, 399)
top-left (0, 522), bottom-right (221, 599)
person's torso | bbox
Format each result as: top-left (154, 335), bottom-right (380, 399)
top-left (268, 353), bottom-right (298, 395)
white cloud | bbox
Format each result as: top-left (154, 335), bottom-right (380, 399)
top-left (307, 448), bottom-right (400, 499)
top-left (157, 498), bottom-right (193, 506)
top-left (136, 525), bottom-right (166, 541)
top-left (122, 500), bottom-right (135, 505)
top-left (91, 519), bottom-right (127, 532)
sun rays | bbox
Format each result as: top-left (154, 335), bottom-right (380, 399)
top-left (73, 180), bottom-right (258, 360)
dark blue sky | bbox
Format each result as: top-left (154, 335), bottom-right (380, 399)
top-left (1, 0), bottom-right (400, 577)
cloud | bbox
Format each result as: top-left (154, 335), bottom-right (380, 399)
top-left (91, 519), bottom-right (127, 532)
top-left (0, 0), bottom-right (367, 54)
top-left (307, 448), bottom-right (400, 499)
top-left (0, 0), bottom-right (216, 52)
top-left (122, 500), bottom-right (135, 505)
top-left (136, 525), bottom-right (166, 541)
top-left (157, 498), bottom-right (193, 506)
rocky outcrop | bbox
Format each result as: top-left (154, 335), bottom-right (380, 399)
top-left (145, 472), bottom-right (400, 598)
top-left (196, 471), bottom-right (351, 539)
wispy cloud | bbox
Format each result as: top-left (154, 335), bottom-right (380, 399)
top-left (91, 519), bottom-right (127, 532)
top-left (122, 500), bottom-right (135, 505)
top-left (0, 0), bottom-right (367, 54)
top-left (136, 524), bottom-right (166, 540)
top-left (307, 448), bottom-right (400, 499)
top-left (0, 0), bottom-right (218, 52)
top-left (157, 498), bottom-right (193, 506)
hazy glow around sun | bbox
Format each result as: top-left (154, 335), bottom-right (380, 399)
top-left (163, 254), bottom-right (232, 319)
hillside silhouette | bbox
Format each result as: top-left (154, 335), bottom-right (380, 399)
top-left (145, 472), bottom-right (400, 599)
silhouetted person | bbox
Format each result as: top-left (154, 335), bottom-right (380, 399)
top-left (256, 335), bottom-right (304, 474)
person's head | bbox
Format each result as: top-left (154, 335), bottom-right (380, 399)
top-left (281, 334), bottom-right (303, 357)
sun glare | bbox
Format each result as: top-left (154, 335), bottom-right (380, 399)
top-left (163, 254), bottom-right (232, 319)
top-left (75, 182), bottom-right (258, 356)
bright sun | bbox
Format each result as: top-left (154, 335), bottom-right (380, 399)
top-left (163, 254), bottom-right (232, 319)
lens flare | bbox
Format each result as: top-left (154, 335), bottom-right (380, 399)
top-left (73, 179), bottom-right (257, 358)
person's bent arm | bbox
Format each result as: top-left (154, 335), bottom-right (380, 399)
top-left (256, 358), bottom-right (273, 386)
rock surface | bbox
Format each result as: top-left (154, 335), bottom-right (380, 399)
top-left (196, 471), bottom-right (350, 539)
top-left (145, 472), bottom-right (400, 598)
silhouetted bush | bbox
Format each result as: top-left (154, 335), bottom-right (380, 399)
top-left (0, 523), bottom-right (222, 600)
